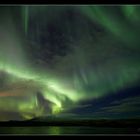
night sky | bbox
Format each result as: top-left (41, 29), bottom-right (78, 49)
top-left (0, 6), bottom-right (140, 121)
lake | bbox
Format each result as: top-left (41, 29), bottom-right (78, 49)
top-left (0, 126), bottom-right (139, 135)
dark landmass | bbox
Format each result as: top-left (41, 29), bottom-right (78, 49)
top-left (0, 117), bottom-right (140, 128)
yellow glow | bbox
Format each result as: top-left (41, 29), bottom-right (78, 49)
top-left (52, 105), bottom-right (62, 115)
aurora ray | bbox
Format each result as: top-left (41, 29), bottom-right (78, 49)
top-left (0, 5), bottom-right (140, 121)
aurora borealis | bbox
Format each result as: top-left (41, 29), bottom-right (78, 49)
top-left (0, 5), bottom-right (140, 121)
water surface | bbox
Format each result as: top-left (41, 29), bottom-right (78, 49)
top-left (0, 126), bottom-right (139, 135)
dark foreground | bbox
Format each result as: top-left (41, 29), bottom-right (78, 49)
top-left (1, 118), bottom-right (140, 127)
top-left (0, 119), bottom-right (140, 135)
top-left (0, 126), bottom-right (139, 135)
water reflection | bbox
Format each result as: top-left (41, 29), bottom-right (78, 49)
top-left (47, 126), bottom-right (61, 135)
top-left (0, 126), bottom-right (138, 135)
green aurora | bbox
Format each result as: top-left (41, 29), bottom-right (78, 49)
top-left (0, 6), bottom-right (140, 120)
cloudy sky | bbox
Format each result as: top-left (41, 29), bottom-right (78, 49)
top-left (0, 6), bottom-right (140, 121)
